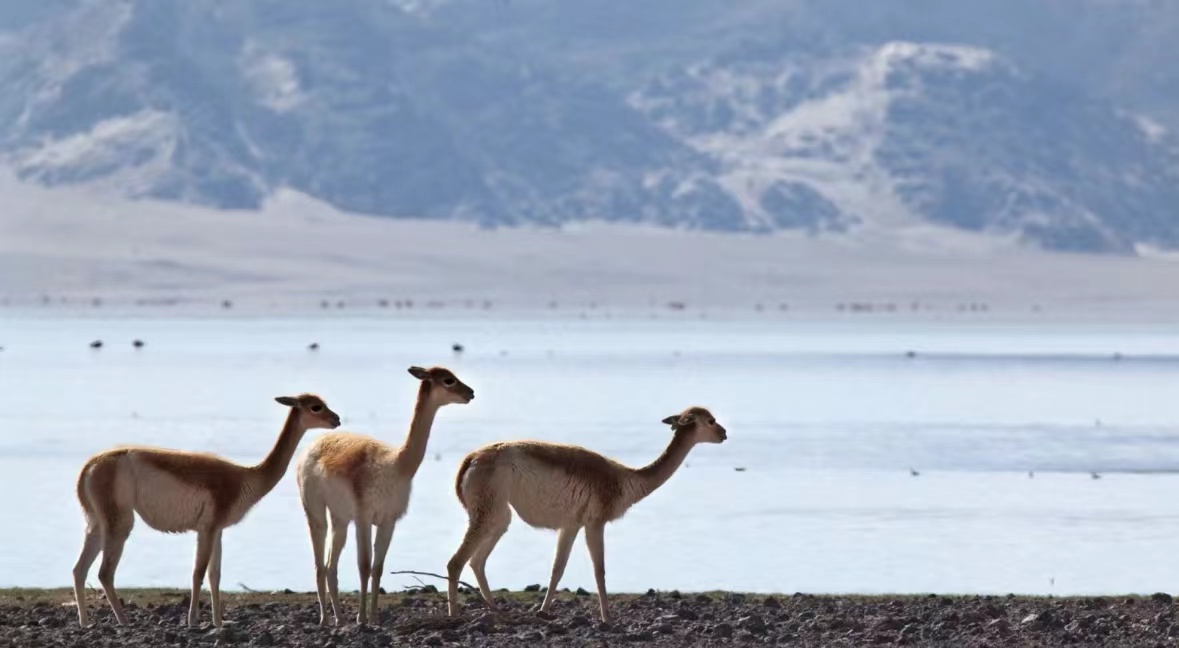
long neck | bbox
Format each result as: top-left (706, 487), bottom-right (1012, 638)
top-left (628, 431), bottom-right (697, 505)
top-left (397, 383), bottom-right (439, 476)
top-left (249, 410), bottom-right (307, 498)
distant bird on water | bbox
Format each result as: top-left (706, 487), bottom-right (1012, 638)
top-left (452, 343), bottom-right (464, 353)
top-left (132, 339), bottom-right (145, 348)
top-left (909, 467), bottom-right (920, 477)
top-left (89, 340), bottom-right (103, 349)
top-left (1091, 472), bottom-right (1102, 480)
top-left (308, 342), bottom-right (319, 351)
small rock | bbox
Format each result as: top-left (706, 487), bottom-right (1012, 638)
top-left (252, 630), bottom-right (274, 646)
top-left (595, 622), bottom-right (615, 632)
top-left (568, 615), bottom-right (591, 629)
top-left (36, 617), bottom-right (61, 628)
top-left (625, 631), bottom-right (656, 642)
top-left (713, 622), bottom-right (734, 638)
top-left (650, 622), bottom-right (674, 635)
top-left (517, 631), bottom-right (543, 641)
top-left (421, 633), bottom-right (443, 646)
top-left (738, 614), bottom-right (767, 635)
top-left (987, 618), bottom-right (1011, 634)
top-left (763, 596), bottom-right (782, 609)
top-left (575, 587), bottom-right (590, 596)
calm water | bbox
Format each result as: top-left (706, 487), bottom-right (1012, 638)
top-left (3, 315), bottom-right (1179, 596)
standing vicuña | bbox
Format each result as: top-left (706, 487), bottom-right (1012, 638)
top-left (72, 394), bottom-right (341, 628)
top-left (446, 406), bottom-right (726, 622)
top-left (297, 366), bottom-right (474, 625)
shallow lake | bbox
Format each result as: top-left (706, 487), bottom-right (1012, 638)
top-left (3, 315), bottom-right (1179, 596)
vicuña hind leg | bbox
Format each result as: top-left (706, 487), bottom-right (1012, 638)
top-left (325, 515), bottom-right (349, 625)
top-left (447, 511), bottom-right (498, 617)
top-left (72, 524), bottom-right (102, 627)
top-left (468, 506), bottom-right (511, 611)
top-left (96, 512), bottom-right (133, 625)
top-left (539, 526), bottom-right (579, 613)
top-left (302, 496), bottom-right (332, 625)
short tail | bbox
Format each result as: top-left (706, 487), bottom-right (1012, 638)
top-left (454, 454), bottom-right (475, 509)
top-left (76, 457), bottom-right (98, 521)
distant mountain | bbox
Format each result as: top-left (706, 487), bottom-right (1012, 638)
top-left (1, 0), bottom-right (1178, 252)
top-left (634, 42), bottom-right (1179, 252)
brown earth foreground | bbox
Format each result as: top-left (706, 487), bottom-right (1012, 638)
top-left (3, 588), bottom-right (1179, 647)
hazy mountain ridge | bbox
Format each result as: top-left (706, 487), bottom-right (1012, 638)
top-left (2, 0), bottom-right (1178, 252)
top-left (635, 42), bottom-right (1179, 251)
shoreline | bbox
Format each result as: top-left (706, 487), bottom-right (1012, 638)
top-left (5, 588), bottom-right (1177, 646)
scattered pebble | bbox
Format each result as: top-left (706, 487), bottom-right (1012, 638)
top-left (11, 592), bottom-right (1178, 646)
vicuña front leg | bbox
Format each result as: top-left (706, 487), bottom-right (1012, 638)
top-left (354, 522), bottom-right (373, 624)
top-left (188, 529), bottom-right (216, 627)
top-left (584, 523), bottom-right (609, 623)
top-left (368, 523), bottom-right (395, 625)
top-left (539, 527), bottom-right (579, 613)
top-left (207, 530), bottom-right (224, 627)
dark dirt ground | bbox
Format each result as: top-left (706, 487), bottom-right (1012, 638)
top-left (4, 587), bottom-right (1179, 647)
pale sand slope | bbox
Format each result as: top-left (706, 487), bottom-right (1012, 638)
top-left (3, 170), bottom-right (1179, 318)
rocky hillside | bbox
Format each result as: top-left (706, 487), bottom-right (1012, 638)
top-left (1, 0), bottom-right (1177, 252)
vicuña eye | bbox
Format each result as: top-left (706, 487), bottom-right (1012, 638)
top-left (310, 405), bottom-right (323, 413)
top-left (442, 378), bottom-right (456, 387)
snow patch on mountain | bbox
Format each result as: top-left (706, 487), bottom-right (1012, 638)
top-left (9, 109), bottom-right (177, 195)
top-left (240, 44), bottom-right (305, 113)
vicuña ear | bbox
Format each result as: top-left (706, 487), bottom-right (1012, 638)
top-left (275, 396), bottom-right (299, 407)
top-left (661, 415), bottom-right (680, 427)
top-left (408, 366), bottom-right (430, 380)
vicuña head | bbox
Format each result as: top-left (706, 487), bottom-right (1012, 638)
top-left (275, 393), bottom-right (343, 429)
top-left (446, 405), bottom-right (727, 623)
top-left (408, 365), bottom-right (475, 406)
top-left (661, 406), bottom-right (726, 444)
top-left (297, 365), bottom-right (474, 626)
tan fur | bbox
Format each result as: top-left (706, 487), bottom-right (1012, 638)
top-left (71, 394), bottom-right (340, 629)
top-left (446, 406), bottom-right (727, 623)
top-left (315, 435), bottom-right (386, 505)
top-left (297, 367), bottom-right (474, 626)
